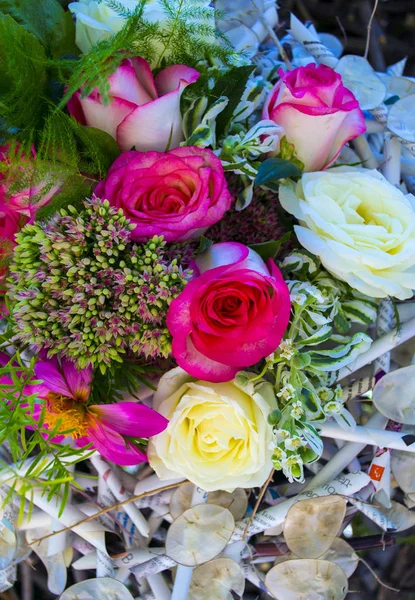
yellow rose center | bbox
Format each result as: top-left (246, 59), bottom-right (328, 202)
top-left (43, 392), bottom-right (90, 439)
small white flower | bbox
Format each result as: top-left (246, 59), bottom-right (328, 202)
top-left (290, 401), bottom-right (304, 419)
top-left (317, 387), bottom-right (334, 403)
top-left (277, 383), bottom-right (296, 402)
top-left (272, 447), bottom-right (287, 461)
top-left (282, 454), bottom-right (305, 483)
top-left (284, 435), bottom-right (304, 451)
top-left (278, 339), bottom-right (295, 360)
top-left (325, 401), bottom-right (343, 414)
top-left (334, 384), bottom-right (344, 402)
top-left (273, 428), bottom-right (290, 444)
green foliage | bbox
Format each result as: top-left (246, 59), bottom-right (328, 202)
top-left (0, 13), bottom-right (49, 140)
top-left (249, 233), bottom-right (291, 261)
top-left (0, 0), bottom-right (78, 58)
top-left (208, 65), bottom-right (255, 137)
top-left (255, 157), bottom-right (303, 187)
top-left (61, 0), bottom-right (234, 108)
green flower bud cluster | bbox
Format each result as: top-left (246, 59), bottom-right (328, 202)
top-left (9, 198), bottom-right (191, 373)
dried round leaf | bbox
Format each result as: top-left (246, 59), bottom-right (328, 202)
top-left (189, 558), bottom-right (245, 600)
top-left (166, 504), bottom-right (235, 566)
top-left (379, 74), bottom-right (415, 99)
top-left (388, 94), bottom-right (415, 142)
top-left (60, 578), bottom-right (134, 600)
top-left (284, 496), bottom-right (347, 558)
top-left (170, 482), bottom-right (195, 520)
top-left (335, 55), bottom-right (386, 110)
top-left (0, 518), bottom-right (16, 570)
top-left (265, 559), bottom-right (348, 600)
top-left (373, 365), bottom-right (415, 424)
top-left (320, 539), bottom-right (358, 578)
top-left (207, 489), bottom-right (248, 520)
top-left (392, 447), bottom-right (415, 494)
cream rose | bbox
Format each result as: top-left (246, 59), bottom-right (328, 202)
top-left (279, 167), bottom-right (415, 300)
top-left (148, 368), bottom-right (275, 492)
top-left (69, 0), bottom-right (214, 64)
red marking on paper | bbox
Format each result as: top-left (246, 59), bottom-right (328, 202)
top-left (369, 464), bottom-right (385, 482)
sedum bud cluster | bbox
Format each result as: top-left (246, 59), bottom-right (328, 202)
top-left (9, 198), bottom-right (191, 372)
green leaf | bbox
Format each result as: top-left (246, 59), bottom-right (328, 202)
top-left (308, 332), bottom-right (372, 371)
top-left (298, 421), bottom-right (323, 457)
top-left (255, 157), bottom-right (302, 187)
top-left (197, 235), bottom-right (213, 254)
top-left (209, 65), bottom-right (255, 137)
top-left (0, 0), bottom-right (78, 58)
top-left (297, 324), bottom-right (333, 347)
top-left (249, 232), bottom-right (291, 261)
top-left (80, 126), bottom-right (121, 169)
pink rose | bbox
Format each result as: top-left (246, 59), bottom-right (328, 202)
top-left (0, 144), bottom-right (58, 282)
top-left (263, 64), bottom-right (366, 171)
top-left (167, 242), bottom-right (291, 382)
top-left (67, 57), bottom-right (200, 153)
top-left (95, 147), bottom-right (234, 242)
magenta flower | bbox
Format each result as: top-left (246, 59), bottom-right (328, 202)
top-left (167, 242), bottom-right (291, 382)
top-left (30, 357), bottom-right (168, 465)
top-left (95, 147), bottom-right (234, 242)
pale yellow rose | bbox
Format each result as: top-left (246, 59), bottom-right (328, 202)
top-left (148, 368), bottom-right (275, 492)
top-left (280, 167), bottom-right (415, 300)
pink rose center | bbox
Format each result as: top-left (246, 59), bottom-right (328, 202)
top-left (130, 171), bottom-right (199, 217)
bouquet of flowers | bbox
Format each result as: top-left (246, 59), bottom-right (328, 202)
top-left (1, 0), bottom-right (415, 598)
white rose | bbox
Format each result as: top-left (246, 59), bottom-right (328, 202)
top-left (69, 0), bottom-right (141, 54)
top-left (280, 167), bottom-right (415, 300)
top-left (69, 0), bottom-right (214, 63)
top-left (148, 368), bottom-right (275, 492)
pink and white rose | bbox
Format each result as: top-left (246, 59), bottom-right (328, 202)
top-left (67, 57), bottom-right (200, 153)
top-left (263, 63), bottom-right (366, 172)
top-left (95, 147), bottom-right (234, 242)
top-left (167, 242), bottom-right (291, 382)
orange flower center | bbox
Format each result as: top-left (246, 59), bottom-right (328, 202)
top-left (43, 392), bottom-right (90, 439)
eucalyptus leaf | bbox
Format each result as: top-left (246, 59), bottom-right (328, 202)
top-left (256, 157), bottom-right (302, 187)
top-left (335, 55), bottom-right (386, 110)
top-left (60, 578), bottom-right (134, 600)
top-left (284, 496), bottom-right (347, 558)
top-left (265, 559), bottom-right (348, 600)
top-left (373, 365), bottom-right (415, 424)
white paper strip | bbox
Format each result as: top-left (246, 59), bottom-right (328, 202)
top-left (320, 422), bottom-right (415, 452)
top-left (289, 14), bottom-right (338, 67)
top-left (91, 455), bottom-right (149, 537)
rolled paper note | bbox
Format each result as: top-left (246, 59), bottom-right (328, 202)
top-left (96, 474), bottom-right (115, 577)
top-left (72, 547), bottom-right (165, 570)
top-left (14, 483), bottom-right (108, 553)
top-left (348, 497), bottom-right (396, 531)
top-left (134, 474), bottom-right (185, 497)
top-left (341, 376), bottom-right (375, 402)
top-left (91, 454), bottom-right (150, 537)
top-left (320, 422), bottom-right (415, 452)
top-left (289, 13), bottom-right (338, 67)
